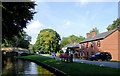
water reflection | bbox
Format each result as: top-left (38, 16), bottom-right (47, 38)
top-left (2, 57), bottom-right (55, 76)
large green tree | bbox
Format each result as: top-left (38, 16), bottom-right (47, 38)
top-left (2, 2), bottom-right (36, 42)
top-left (107, 18), bottom-right (120, 31)
top-left (34, 29), bottom-right (61, 53)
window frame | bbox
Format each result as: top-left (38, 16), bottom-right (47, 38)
top-left (97, 41), bottom-right (100, 47)
top-left (83, 44), bottom-right (85, 49)
top-left (91, 42), bottom-right (93, 47)
top-left (80, 44), bottom-right (82, 49)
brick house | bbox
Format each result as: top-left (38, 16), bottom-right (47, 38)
top-left (79, 28), bottom-right (120, 61)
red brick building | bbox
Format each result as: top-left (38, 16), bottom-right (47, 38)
top-left (79, 28), bottom-right (120, 61)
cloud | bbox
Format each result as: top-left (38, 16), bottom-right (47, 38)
top-left (75, 0), bottom-right (88, 6)
top-left (80, 0), bottom-right (88, 5)
top-left (60, 21), bottom-right (71, 30)
top-left (66, 21), bottom-right (70, 25)
top-left (54, 20), bottom-right (71, 38)
top-left (24, 20), bottom-right (45, 44)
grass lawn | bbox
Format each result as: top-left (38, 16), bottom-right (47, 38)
top-left (18, 55), bottom-right (120, 75)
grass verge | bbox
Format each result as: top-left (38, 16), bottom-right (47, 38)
top-left (18, 55), bottom-right (120, 75)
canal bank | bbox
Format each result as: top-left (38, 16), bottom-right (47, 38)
top-left (2, 57), bottom-right (55, 76)
top-left (18, 57), bottom-right (68, 76)
top-left (18, 55), bottom-right (120, 75)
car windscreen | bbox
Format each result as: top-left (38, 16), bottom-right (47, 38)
top-left (96, 52), bottom-right (101, 55)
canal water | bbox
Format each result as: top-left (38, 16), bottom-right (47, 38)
top-left (2, 57), bottom-right (55, 76)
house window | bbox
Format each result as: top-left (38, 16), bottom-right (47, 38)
top-left (83, 44), bottom-right (85, 49)
top-left (91, 42), bottom-right (93, 47)
top-left (80, 44), bottom-right (81, 49)
top-left (97, 41), bottom-right (100, 47)
top-left (86, 42), bottom-right (88, 48)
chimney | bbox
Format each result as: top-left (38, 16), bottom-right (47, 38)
top-left (92, 30), bottom-right (96, 37)
top-left (86, 33), bottom-right (90, 38)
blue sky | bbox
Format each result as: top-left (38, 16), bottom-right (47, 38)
top-left (24, 1), bottom-right (118, 44)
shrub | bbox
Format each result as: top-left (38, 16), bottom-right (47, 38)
top-left (20, 53), bottom-right (29, 56)
top-left (59, 50), bottom-right (64, 53)
top-left (56, 51), bottom-right (60, 56)
top-left (80, 56), bottom-right (83, 59)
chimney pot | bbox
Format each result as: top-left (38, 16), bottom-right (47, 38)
top-left (86, 33), bottom-right (90, 38)
top-left (92, 31), bottom-right (96, 37)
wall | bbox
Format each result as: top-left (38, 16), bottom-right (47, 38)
top-left (118, 30), bottom-right (120, 61)
top-left (79, 40), bottom-right (100, 57)
top-left (101, 30), bottom-right (119, 61)
top-left (79, 30), bottom-right (119, 61)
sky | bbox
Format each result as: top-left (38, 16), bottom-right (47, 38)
top-left (24, 1), bottom-right (118, 45)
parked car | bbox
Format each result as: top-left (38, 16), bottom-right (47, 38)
top-left (89, 52), bottom-right (112, 61)
top-left (59, 53), bottom-right (68, 58)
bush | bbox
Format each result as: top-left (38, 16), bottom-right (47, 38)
top-left (44, 52), bottom-right (49, 54)
top-left (56, 51), bottom-right (60, 56)
top-left (59, 50), bottom-right (64, 53)
top-left (20, 53), bottom-right (29, 56)
top-left (28, 53), bottom-right (34, 55)
top-left (80, 56), bottom-right (83, 59)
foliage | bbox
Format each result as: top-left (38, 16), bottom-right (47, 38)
top-left (60, 35), bottom-right (85, 49)
top-left (20, 53), bottom-right (29, 56)
top-left (2, 31), bottom-right (31, 49)
top-left (32, 46), bottom-right (36, 53)
top-left (60, 37), bottom-right (71, 49)
top-left (34, 29), bottom-right (61, 53)
top-left (56, 51), bottom-right (60, 56)
top-left (59, 50), bottom-right (64, 53)
top-left (2, 2), bottom-right (36, 42)
top-left (28, 44), bottom-right (33, 50)
top-left (107, 18), bottom-right (120, 31)
top-left (69, 35), bottom-right (85, 43)
top-left (90, 27), bottom-right (99, 36)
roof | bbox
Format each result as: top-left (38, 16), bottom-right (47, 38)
top-left (80, 29), bottom-right (117, 43)
top-left (72, 43), bottom-right (79, 48)
top-left (62, 43), bottom-right (79, 49)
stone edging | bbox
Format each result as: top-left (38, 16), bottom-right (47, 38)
top-left (18, 58), bottom-right (69, 76)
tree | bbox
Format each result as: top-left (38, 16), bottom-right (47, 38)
top-left (60, 37), bottom-right (71, 48)
top-left (17, 32), bottom-right (31, 49)
top-left (90, 27), bottom-right (99, 36)
top-left (60, 35), bottom-right (85, 49)
top-left (107, 18), bottom-right (120, 31)
top-left (34, 29), bottom-right (61, 53)
top-left (2, 31), bottom-right (31, 49)
top-left (2, 2), bottom-right (36, 42)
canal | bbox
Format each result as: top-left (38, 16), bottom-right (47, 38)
top-left (2, 57), bottom-right (55, 76)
